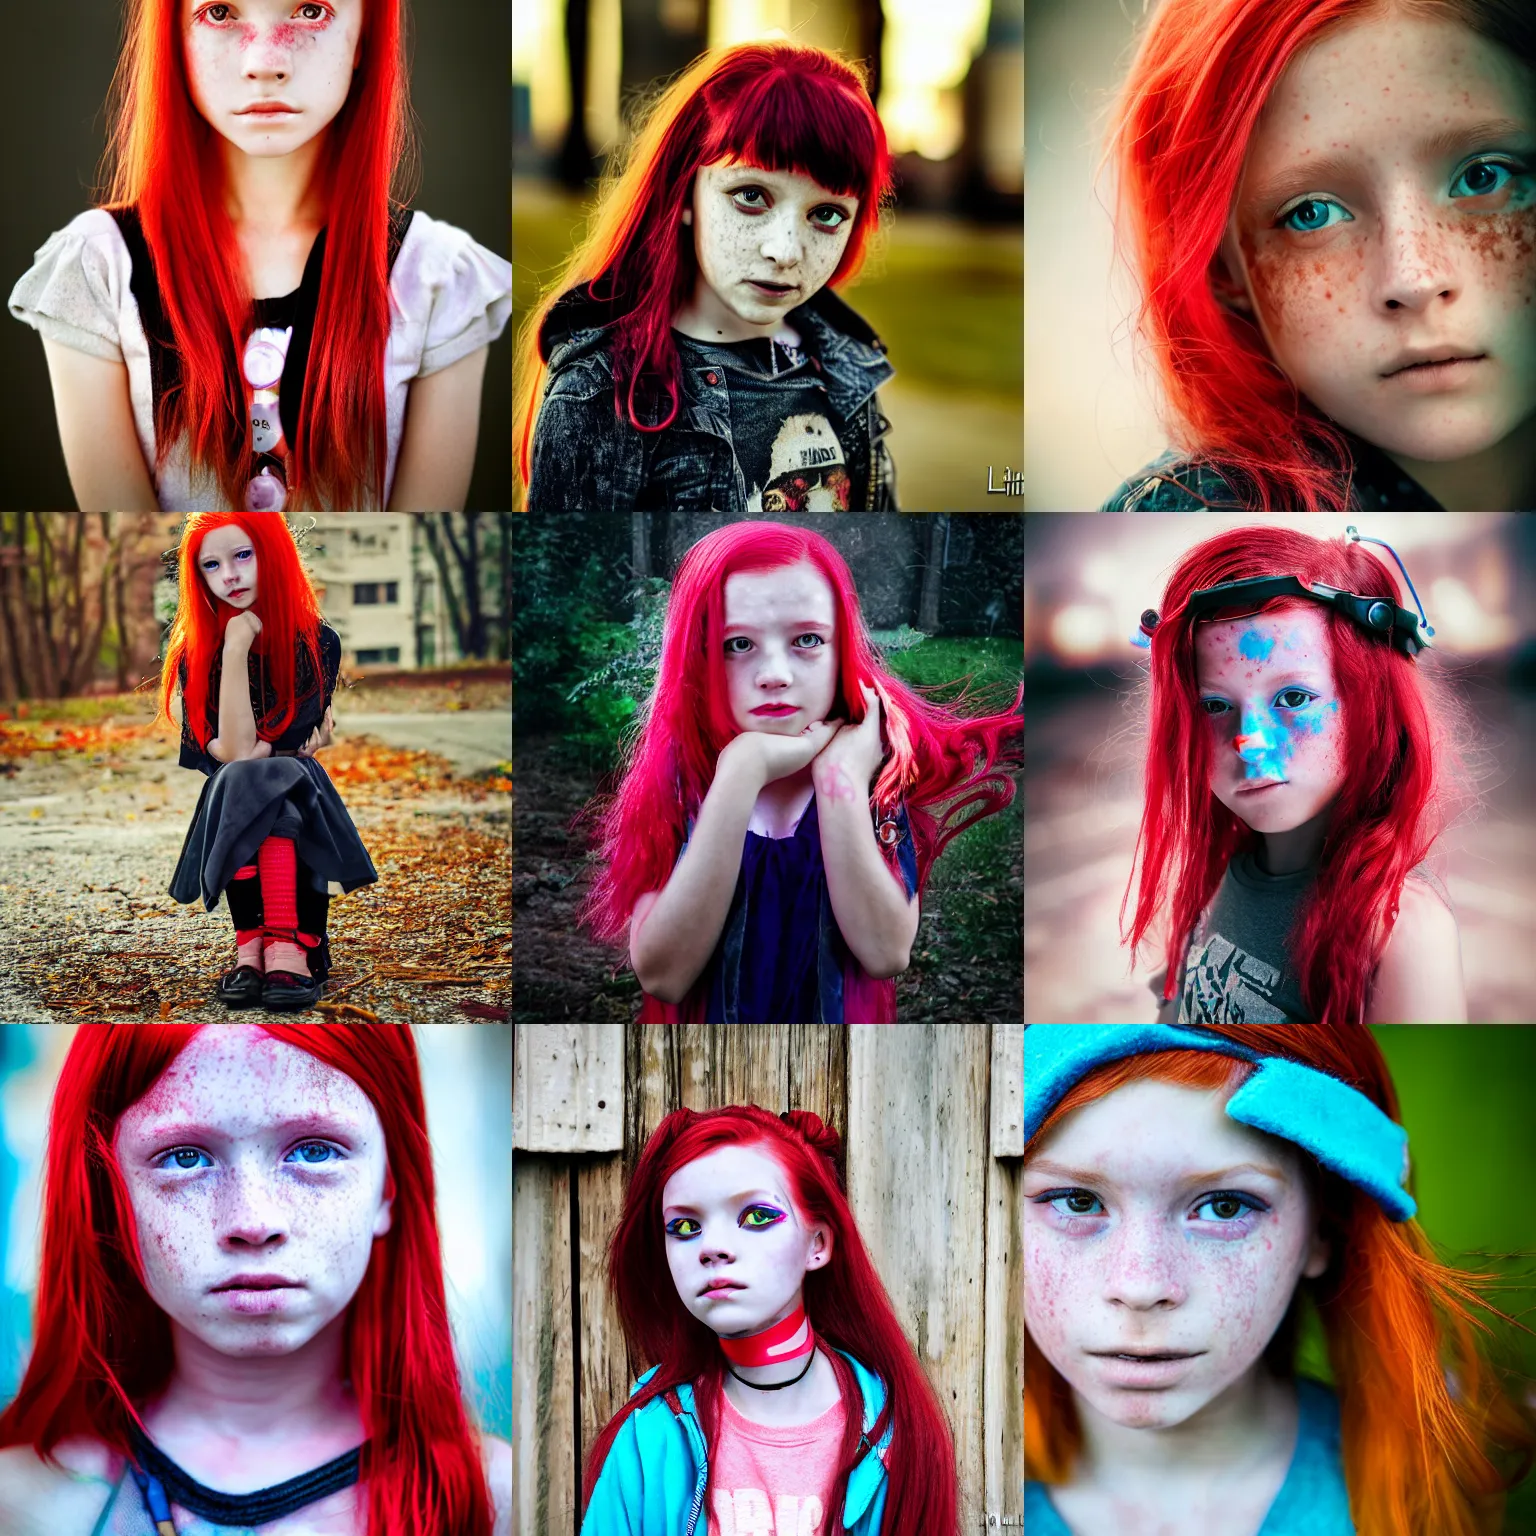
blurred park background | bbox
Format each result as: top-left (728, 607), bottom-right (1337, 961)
top-left (1024, 512), bottom-right (1536, 1023)
top-left (0, 1024), bottom-right (511, 1437)
top-left (0, 515), bottom-right (512, 1023)
top-left (513, 0), bottom-right (1023, 510)
top-left (1025, 0), bottom-right (1176, 510)
top-left (513, 511), bottom-right (1023, 1023)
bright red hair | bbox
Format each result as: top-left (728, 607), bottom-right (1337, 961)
top-left (581, 1105), bottom-right (960, 1535)
top-left (577, 521), bottom-right (1022, 992)
top-left (1025, 1027), bottom-right (1536, 1536)
top-left (1121, 526), bottom-right (1477, 1023)
top-left (156, 512), bottom-right (326, 750)
top-left (100, 0), bottom-right (416, 509)
top-left (0, 1024), bottom-right (496, 1536)
top-left (1103, 0), bottom-right (1536, 511)
top-left (514, 42), bottom-right (893, 506)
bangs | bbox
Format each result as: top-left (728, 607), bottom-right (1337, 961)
top-left (700, 65), bottom-right (877, 199)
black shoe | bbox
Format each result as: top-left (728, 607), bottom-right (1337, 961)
top-left (217, 965), bottom-right (265, 1008)
top-left (261, 969), bottom-right (325, 1012)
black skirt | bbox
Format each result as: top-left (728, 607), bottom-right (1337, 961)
top-left (170, 755), bottom-right (378, 912)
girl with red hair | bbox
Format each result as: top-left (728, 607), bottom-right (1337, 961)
top-left (581, 1105), bottom-right (959, 1535)
top-left (579, 520), bottom-right (1022, 1023)
top-left (0, 1022), bottom-right (510, 1534)
top-left (159, 511), bottom-right (377, 1012)
top-left (1024, 1023), bottom-right (1536, 1536)
top-left (8, 0), bottom-right (510, 512)
top-left (1122, 525), bottom-right (1475, 1024)
top-left (516, 43), bottom-right (899, 512)
top-left (1098, 0), bottom-right (1536, 513)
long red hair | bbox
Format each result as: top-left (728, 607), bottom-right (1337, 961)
top-left (514, 42), bottom-right (893, 507)
top-left (156, 512), bottom-right (326, 750)
top-left (581, 1106), bottom-right (960, 1535)
top-left (1103, 0), bottom-right (1536, 511)
top-left (1025, 1027), bottom-right (1536, 1536)
top-left (1121, 526), bottom-right (1477, 1023)
top-left (100, 0), bottom-right (416, 509)
top-left (0, 1024), bottom-right (496, 1536)
top-left (577, 520), bottom-right (1022, 940)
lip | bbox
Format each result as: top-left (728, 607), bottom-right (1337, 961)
top-left (226, 588), bottom-right (250, 598)
top-left (1089, 1351), bottom-right (1204, 1387)
top-left (751, 703), bottom-right (799, 716)
top-left (1380, 352), bottom-right (1486, 392)
top-left (237, 103), bottom-right (299, 116)
top-left (1382, 347), bottom-right (1486, 377)
top-left (1235, 779), bottom-right (1286, 795)
top-left (699, 1280), bottom-right (746, 1299)
top-left (211, 1274), bottom-right (302, 1292)
top-left (746, 279), bottom-right (797, 297)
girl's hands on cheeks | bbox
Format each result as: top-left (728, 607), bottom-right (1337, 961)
top-left (224, 612), bottom-right (263, 651)
top-left (813, 682), bottom-right (887, 802)
top-left (719, 717), bottom-right (841, 789)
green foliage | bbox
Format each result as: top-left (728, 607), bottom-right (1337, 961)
top-left (884, 635), bottom-right (1022, 703)
top-left (867, 625), bottom-right (928, 654)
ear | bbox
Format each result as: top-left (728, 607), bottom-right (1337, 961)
top-left (805, 1224), bottom-right (833, 1270)
top-left (1211, 230), bottom-right (1256, 317)
top-left (1301, 1220), bottom-right (1330, 1280)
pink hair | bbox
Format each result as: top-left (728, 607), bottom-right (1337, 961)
top-left (577, 522), bottom-right (1022, 1008)
top-left (1121, 526), bottom-right (1478, 1023)
top-left (1103, 0), bottom-right (1536, 510)
top-left (0, 1025), bottom-right (495, 1536)
top-left (581, 1106), bottom-right (960, 1536)
top-left (514, 42), bottom-right (893, 505)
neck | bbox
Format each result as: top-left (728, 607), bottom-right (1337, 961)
top-left (1257, 801), bottom-right (1334, 876)
top-left (221, 133), bottom-right (329, 233)
top-left (1383, 411), bottom-right (1536, 511)
top-left (150, 1312), bottom-right (355, 1444)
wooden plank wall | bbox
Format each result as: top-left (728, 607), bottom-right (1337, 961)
top-left (513, 1023), bottom-right (1023, 1536)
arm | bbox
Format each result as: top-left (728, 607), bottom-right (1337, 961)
top-left (1365, 881), bottom-right (1468, 1024)
top-left (40, 339), bottom-right (160, 511)
top-left (386, 346), bottom-right (488, 511)
top-left (210, 628), bottom-right (260, 762)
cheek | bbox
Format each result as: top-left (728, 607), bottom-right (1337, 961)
top-left (1463, 209), bottom-right (1536, 308)
top-left (1245, 233), bottom-right (1370, 349)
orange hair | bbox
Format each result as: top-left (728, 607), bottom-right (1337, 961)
top-left (1026, 1026), bottom-right (1536, 1536)
top-left (157, 512), bottom-right (325, 750)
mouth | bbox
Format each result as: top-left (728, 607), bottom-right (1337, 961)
top-left (237, 104), bottom-right (299, 116)
top-left (1381, 350), bottom-right (1486, 379)
top-left (746, 279), bottom-right (797, 297)
top-left (699, 1280), bottom-right (746, 1299)
top-left (226, 588), bottom-right (250, 599)
top-left (751, 703), bottom-right (799, 716)
top-left (211, 1275), bottom-right (301, 1293)
top-left (1235, 779), bottom-right (1286, 795)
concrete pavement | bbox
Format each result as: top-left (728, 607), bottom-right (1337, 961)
top-left (336, 712), bottom-right (511, 774)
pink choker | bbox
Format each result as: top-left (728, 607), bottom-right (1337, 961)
top-left (718, 1302), bottom-right (815, 1368)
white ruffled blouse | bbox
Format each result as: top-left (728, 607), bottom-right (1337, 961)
top-left (8, 208), bottom-right (511, 510)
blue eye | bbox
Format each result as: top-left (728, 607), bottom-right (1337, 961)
top-left (286, 1141), bottom-right (341, 1165)
top-left (1034, 1188), bottom-right (1267, 1226)
top-left (1450, 158), bottom-right (1521, 199)
top-left (793, 634), bottom-right (824, 649)
top-left (153, 1140), bottom-right (341, 1172)
top-left (725, 637), bottom-right (752, 655)
top-left (157, 1147), bottom-right (213, 1172)
top-left (1277, 197), bottom-right (1353, 233)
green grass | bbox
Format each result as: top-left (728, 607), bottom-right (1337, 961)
top-left (885, 635), bottom-right (1023, 699)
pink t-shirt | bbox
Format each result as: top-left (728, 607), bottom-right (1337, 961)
top-left (707, 1388), bottom-right (847, 1536)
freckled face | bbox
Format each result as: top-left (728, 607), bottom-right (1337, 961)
top-left (183, 0), bottom-right (364, 159)
top-left (1025, 1080), bottom-right (1328, 1431)
top-left (198, 523), bottom-right (259, 606)
top-left (1223, 15), bottom-right (1536, 463)
top-left (687, 162), bottom-right (859, 340)
top-left (112, 1026), bottom-right (392, 1358)
top-left (661, 1144), bottom-right (829, 1339)
top-left (1194, 606), bottom-right (1345, 832)
top-left (722, 559), bottom-right (839, 737)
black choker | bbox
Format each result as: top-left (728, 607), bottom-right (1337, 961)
top-left (127, 1420), bottom-right (365, 1526)
top-left (724, 1350), bottom-right (816, 1392)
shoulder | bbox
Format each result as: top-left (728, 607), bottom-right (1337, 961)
top-left (481, 1434), bottom-right (511, 1536)
top-left (392, 209), bottom-right (511, 377)
top-left (0, 1438), bottom-right (119, 1533)
top-left (9, 208), bottom-right (134, 362)
top-left (1099, 451), bottom-right (1253, 511)
top-left (1366, 876), bottom-right (1465, 1024)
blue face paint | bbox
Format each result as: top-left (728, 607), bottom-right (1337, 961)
top-left (1238, 628), bottom-right (1275, 663)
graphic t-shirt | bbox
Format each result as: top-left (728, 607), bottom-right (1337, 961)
top-left (676, 333), bottom-right (851, 511)
top-left (707, 1387), bottom-right (847, 1536)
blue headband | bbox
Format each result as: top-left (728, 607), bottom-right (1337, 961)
top-left (1025, 1026), bottom-right (1415, 1222)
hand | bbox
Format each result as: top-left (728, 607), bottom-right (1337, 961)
top-left (296, 706), bottom-right (335, 759)
top-left (224, 611), bottom-right (263, 651)
top-left (813, 682), bottom-right (888, 801)
top-left (719, 717), bottom-right (841, 790)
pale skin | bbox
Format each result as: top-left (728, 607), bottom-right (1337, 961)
top-left (629, 560), bottom-right (919, 1008)
top-left (1151, 606), bottom-right (1467, 1024)
top-left (661, 1144), bottom-right (841, 1428)
top-left (1025, 1080), bottom-right (1330, 1536)
top-left (0, 1026), bottom-right (512, 1536)
top-left (39, 0), bottom-right (488, 510)
top-left (1214, 13), bottom-right (1536, 512)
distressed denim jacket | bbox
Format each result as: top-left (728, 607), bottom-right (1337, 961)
top-left (529, 283), bottom-right (898, 512)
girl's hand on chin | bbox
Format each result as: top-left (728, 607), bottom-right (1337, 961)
top-left (813, 682), bottom-right (886, 794)
top-left (720, 718), bottom-right (841, 788)
top-left (224, 611), bottom-right (263, 650)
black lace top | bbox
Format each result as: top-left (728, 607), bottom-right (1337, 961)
top-left (177, 621), bottom-right (341, 776)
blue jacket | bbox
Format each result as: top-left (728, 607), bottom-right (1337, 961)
top-left (581, 1349), bottom-right (894, 1536)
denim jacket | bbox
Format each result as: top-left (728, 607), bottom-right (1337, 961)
top-left (581, 1350), bottom-right (895, 1536)
top-left (529, 283), bottom-right (898, 511)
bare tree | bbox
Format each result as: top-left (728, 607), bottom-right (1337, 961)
top-left (422, 514), bottom-right (492, 661)
top-left (918, 514), bottom-right (949, 633)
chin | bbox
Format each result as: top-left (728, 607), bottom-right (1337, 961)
top-left (1343, 407), bottom-right (1513, 464)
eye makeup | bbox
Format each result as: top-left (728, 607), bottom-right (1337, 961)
top-left (1029, 1186), bottom-right (1271, 1239)
top-left (664, 1202), bottom-right (789, 1239)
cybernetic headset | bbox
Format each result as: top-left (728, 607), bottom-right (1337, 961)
top-left (1133, 527), bottom-right (1436, 660)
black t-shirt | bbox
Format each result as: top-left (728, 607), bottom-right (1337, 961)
top-left (676, 333), bottom-right (852, 511)
top-left (177, 622), bottom-right (341, 775)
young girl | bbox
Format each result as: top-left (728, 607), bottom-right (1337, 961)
top-left (1098, 0), bottom-right (1536, 513)
top-left (0, 1023), bottom-right (511, 1535)
top-left (581, 1104), bottom-right (958, 1535)
top-left (1024, 1023), bottom-right (1536, 1536)
top-left (8, 0), bottom-right (511, 512)
top-left (1122, 525), bottom-right (1474, 1025)
top-left (516, 43), bottom-right (899, 512)
top-left (160, 511), bottom-right (377, 1013)
top-left (579, 521), bottom-right (1022, 1024)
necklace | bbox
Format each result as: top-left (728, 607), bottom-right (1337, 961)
top-left (723, 1349), bottom-right (817, 1392)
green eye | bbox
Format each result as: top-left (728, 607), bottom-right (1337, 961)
top-left (666, 1217), bottom-right (701, 1238)
top-left (743, 1206), bottom-right (785, 1228)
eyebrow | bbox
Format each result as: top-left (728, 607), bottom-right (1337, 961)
top-left (722, 620), bottom-right (833, 633)
top-left (1024, 1160), bottom-right (1289, 1188)
top-left (1245, 117), bottom-right (1536, 213)
top-left (662, 1189), bottom-right (785, 1214)
top-left (135, 1114), bottom-right (364, 1145)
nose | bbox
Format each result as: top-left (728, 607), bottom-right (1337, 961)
top-left (216, 1167), bottom-right (290, 1250)
top-left (699, 1227), bottom-right (736, 1267)
top-left (1101, 1218), bottom-right (1188, 1311)
top-left (1234, 704), bottom-right (1270, 761)
top-left (754, 647), bottom-right (794, 688)
top-left (759, 214), bottom-right (804, 270)
top-left (1372, 188), bottom-right (1459, 314)
top-left (243, 26), bottom-right (292, 82)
